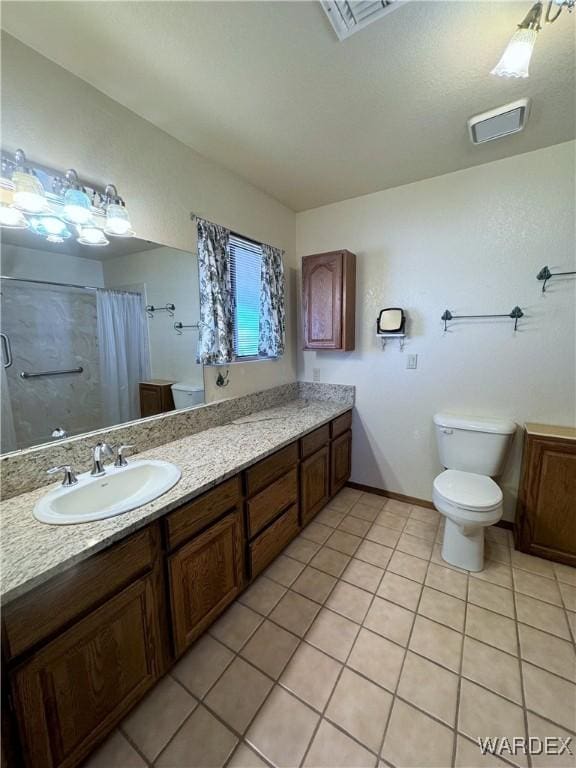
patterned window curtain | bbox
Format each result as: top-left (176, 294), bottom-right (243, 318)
top-left (258, 243), bottom-right (286, 358)
top-left (196, 218), bottom-right (234, 365)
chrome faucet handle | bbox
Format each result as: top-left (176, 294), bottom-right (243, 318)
top-left (91, 442), bottom-right (114, 476)
top-left (114, 444), bottom-right (135, 468)
top-left (47, 465), bottom-right (78, 487)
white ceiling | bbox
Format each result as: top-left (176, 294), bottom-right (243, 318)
top-left (2, 1), bottom-right (574, 211)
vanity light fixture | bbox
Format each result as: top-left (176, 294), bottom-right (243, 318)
top-left (62, 170), bottom-right (94, 226)
top-left (77, 226), bottom-right (110, 247)
top-left (492, 0), bottom-right (574, 78)
top-left (104, 187), bottom-right (134, 237)
top-left (29, 215), bottom-right (72, 242)
top-left (0, 178), bottom-right (28, 229)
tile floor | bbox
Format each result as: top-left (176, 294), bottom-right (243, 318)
top-left (85, 488), bottom-right (576, 768)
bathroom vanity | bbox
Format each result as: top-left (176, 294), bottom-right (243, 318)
top-left (0, 398), bottom-right (352, 768)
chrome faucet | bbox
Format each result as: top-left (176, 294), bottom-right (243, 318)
top-left (47, 465), bottom-right (78, 487)
top-left (114, 444), bottom-right (135, 468)
top-left (91, 442), bottom-right (114, 476)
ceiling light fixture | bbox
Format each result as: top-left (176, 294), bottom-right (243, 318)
top-left (492, 0), bottom-right (574, 78)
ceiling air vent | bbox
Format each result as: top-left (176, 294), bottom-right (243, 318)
top-left (468, 99), bottom-right (531, 145)
top-left (321, 1), bottom-right (406, 40)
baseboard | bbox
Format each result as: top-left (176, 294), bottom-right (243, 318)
top-left (345, 480), bottom-right (515, 531)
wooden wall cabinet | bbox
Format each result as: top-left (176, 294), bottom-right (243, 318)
top-left (302, 250), bottom-right (356, 351)
top-left (139, 380), bottom-right (175, 418)
top-left (515, 424), bottom-right (576, 567)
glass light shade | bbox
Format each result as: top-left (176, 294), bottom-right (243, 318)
top-left (29, 215), bottom-right (72, 240)
top-left (12, 171), bottom-right (48, 213)
top-left (77, 226), bottom-right (109, 247)
top-left (104, 202), bottom-right (134, 237)
top-left (491, 28), bottom-right (538, 78)
top-left (0, 178), bottom-right (29, 229)
top-left (63, 188), bottom-right (94, 225)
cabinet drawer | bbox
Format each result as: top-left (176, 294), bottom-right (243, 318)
top-left (245, 443), bottom-right (298, 497)
top-left (300, 425), bottom-right (330, 459)
top-left (247, 468), bottom-right (298, 539)
top-left (331, 411), bottom-right (352, 438)
top-left (166, 476), bottom-right (242, 551)
top-left (249, 504), bottom-right (299, 578)
top-left (3, 525), bottom-right (159, 660)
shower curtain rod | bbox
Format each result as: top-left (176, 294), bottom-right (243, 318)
top-left (0, 275), bottom-right (142, 296)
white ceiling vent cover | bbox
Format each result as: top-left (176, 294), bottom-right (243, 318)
top-left (468, 99), bottom-right (531, 145)
top-left (321, 1), bottom-right (406, 40)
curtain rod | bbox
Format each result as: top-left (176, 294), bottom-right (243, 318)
top-left (190, 211), bottom-right (283, 253)
top-left (0, 275), bottom-right (142, 296)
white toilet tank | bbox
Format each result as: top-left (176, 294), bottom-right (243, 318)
top-left (171, 382), bottom-right (204, 409)
top-left (434, 413), bottom-right (516, 476)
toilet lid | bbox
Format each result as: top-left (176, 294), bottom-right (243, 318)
top-left (434, 470), bottom-right (502, 511)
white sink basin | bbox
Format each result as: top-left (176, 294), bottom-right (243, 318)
top-left (34, 459), bottom-right (181, 525)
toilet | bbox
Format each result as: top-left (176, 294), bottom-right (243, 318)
top-left (171, 382), bottom-right (204, 409)
top-left (432, 412), bottom-right (516, 572)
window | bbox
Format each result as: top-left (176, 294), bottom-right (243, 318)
top-left (229, 234), bottom-right (263, 358)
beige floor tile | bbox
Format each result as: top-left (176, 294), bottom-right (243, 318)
top-left (348, 628), bottom-right (405, 691)
top-left (471, 560), bottom-right (513, 589)
top-left (559, 582), bottom-right (576, 612)
top-left (339, 515), bottom-right (372, 537)
top-left (396, 533), bottom-right (433, 561)
top-left (303, 719), bottom-right (376, 768)
top-left (326, 529), bottom-right (362, 556)
top-left (459, 680), bottom-right (527, 767)
top-left (462, 636), bottom-right (522, 704)
top-left (512, 550), bottom-right (555, 578)
top-left (300, 521), bottom-right (333, 545)
top-left (384, 499), bottom-right (413, 517)
top-left (360, 492), bottom-right (387, 509)
top-left (246, 686), bottom-right (319, 767)
top-left (431, 542), bottom-right (469, 575)
top-left (156, 705), bottom-right (238, 768)
top-left (397, 651), bottom-right (458, 726)
top-left (466, 604), bottom-right (518, 655)
top-left (486, 526), bottom-right (512, 546)
top-left (388, 551), bottom-right (429, 583)
top-left (264, 554), bottom-right (305, 586)
top-left (240, 620), bottom-right (299, 679)
top-left (210, 603), bottom-right (263, 652)
top-left (121, 675), bottom-right (196, 761)
top-left (315, 507), bottom-right (346, 528)
top-left (515, 594), bottom-right (571, 639)
top-left (238, 576), bottom-right (287, 616)
top-left (418, 586), bottom-right (465, 631)
top-left (404, 518), bottom-right (438, 542)
top-left (330, 493), bottom-right (356, 512)
top-left (338, 487), bottom-right (362, 503)
top-left (269, 591), bottom-right (320, 636)
top-left (522, 661), bottom-right (576, 731)
top-left (349, 502), bottom-right (380, 522)
top-left (381, 699), bottom-right (454, 768)
top-left (228, 743), bottom-right (269, 768)
top-left (485, 541), bottom-right (511, 565)
top-left (455, 735), bottom-right (512, 767)
top-left (326, 581), bottom-right (372, 623)
top-left (342, 558), bottom-right (384, 592)
top-left (326, 667), bottom-right (393, 752)
top-left (366, 523), bottom-right (401, 548)
top-left (306, 607), bottom-right (361, 662)
top-left (513, 569), bottom-right (563, 606)
top-left (355, 540), bottom-right (394, 569)
top-left (310, 546), bottom-right (351, 577)
top-left (375, 511), bottom-right (407, 532)
top-left (553, 562), bottom-right (576, 587)
top-left (291, 566), bottom-right (337, 603)
top-left (567, 611), bottom-right (576, 639)
top-left (409, 615), bottom-right (463, 672)
top-left (364, 597), bottom-right (415, 646)
top-left (84, 731), bottom-right (146, 768)
top-left (468, 578), bottom-right (515, 619)
top-left (205, 657), bottom-right (273, 734)
top-left (426, 562), bottom-right (468, 599)
top-left (410, 506), bottom-right (440, 524)
top-left (377, 571), bottom-right (422, 612)
top-left (284, 537), bottom-right (320, 564)
top-left (527, 712), bottom-right (576, 768)
top-left (518, 624), bottom-right (576, 680)
top-left (280, 642), bottom-right (341, 711)
top-left (172, 634), bottom-right (234, 698)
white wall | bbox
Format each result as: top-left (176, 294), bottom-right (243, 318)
top-left (297, 141), bottom-right (576, 521)
top-left (1, 34), bottom-right (297, 403)
top-left (1, 244), bottom-right (105, 286)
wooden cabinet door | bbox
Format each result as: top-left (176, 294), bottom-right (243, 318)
top-left (169, 509), bottom-right (244, 656)
top-left (330, 430), bottom-right (352, 496)
top-left (303, 252), bottom-right (343, 349)
top-left (11, 574), bottom-right (163, 768)
top-left (301, 446), bottom-right (330, 526)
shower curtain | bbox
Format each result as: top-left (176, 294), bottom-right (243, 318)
top-left (96, 289), bottom-right (151, 426)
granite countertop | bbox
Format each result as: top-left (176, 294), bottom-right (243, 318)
top-left (0, 398), bottom-right (352, 605)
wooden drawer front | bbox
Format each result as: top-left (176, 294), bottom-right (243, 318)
top-left (250, 504), bottom-right (299, 579)
top-left (301, 446), bottom-right (330, 527)
top-left (245, 442), bottom-right (298, 497)
top-left (247, 468), bottom-right (298, 539)
top-left (3, 526), bottom-right (159, 660)
top-left (12, 574), bottom-right (162, 768)
top-left (169, 509), bottom-right (244, 656)
top-left (166, 476), bottom-right (242, 551)
top-left (331, 411), bottom-right (352, 438)
top-left (331, 430), bottom-right (352, 496)
top-left (301, 425), bottom-right (330, 459)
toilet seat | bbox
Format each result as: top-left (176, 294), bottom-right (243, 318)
top-left (433, 470), bottom-right (502, 512)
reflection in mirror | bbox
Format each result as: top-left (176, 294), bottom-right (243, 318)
top-left (0, 229), bottom-right (204, 454)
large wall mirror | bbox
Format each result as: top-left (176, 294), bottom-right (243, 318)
top-left (0, 229), bottom-right (204, 454)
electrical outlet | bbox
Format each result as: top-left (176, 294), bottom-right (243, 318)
top-left (407, 354), bottom-right (418, 370)
top-left (313, 368), bottom-right (321, 382)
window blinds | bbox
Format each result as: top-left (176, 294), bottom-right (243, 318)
top-left (229, 234), bottom-right (263, 358)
